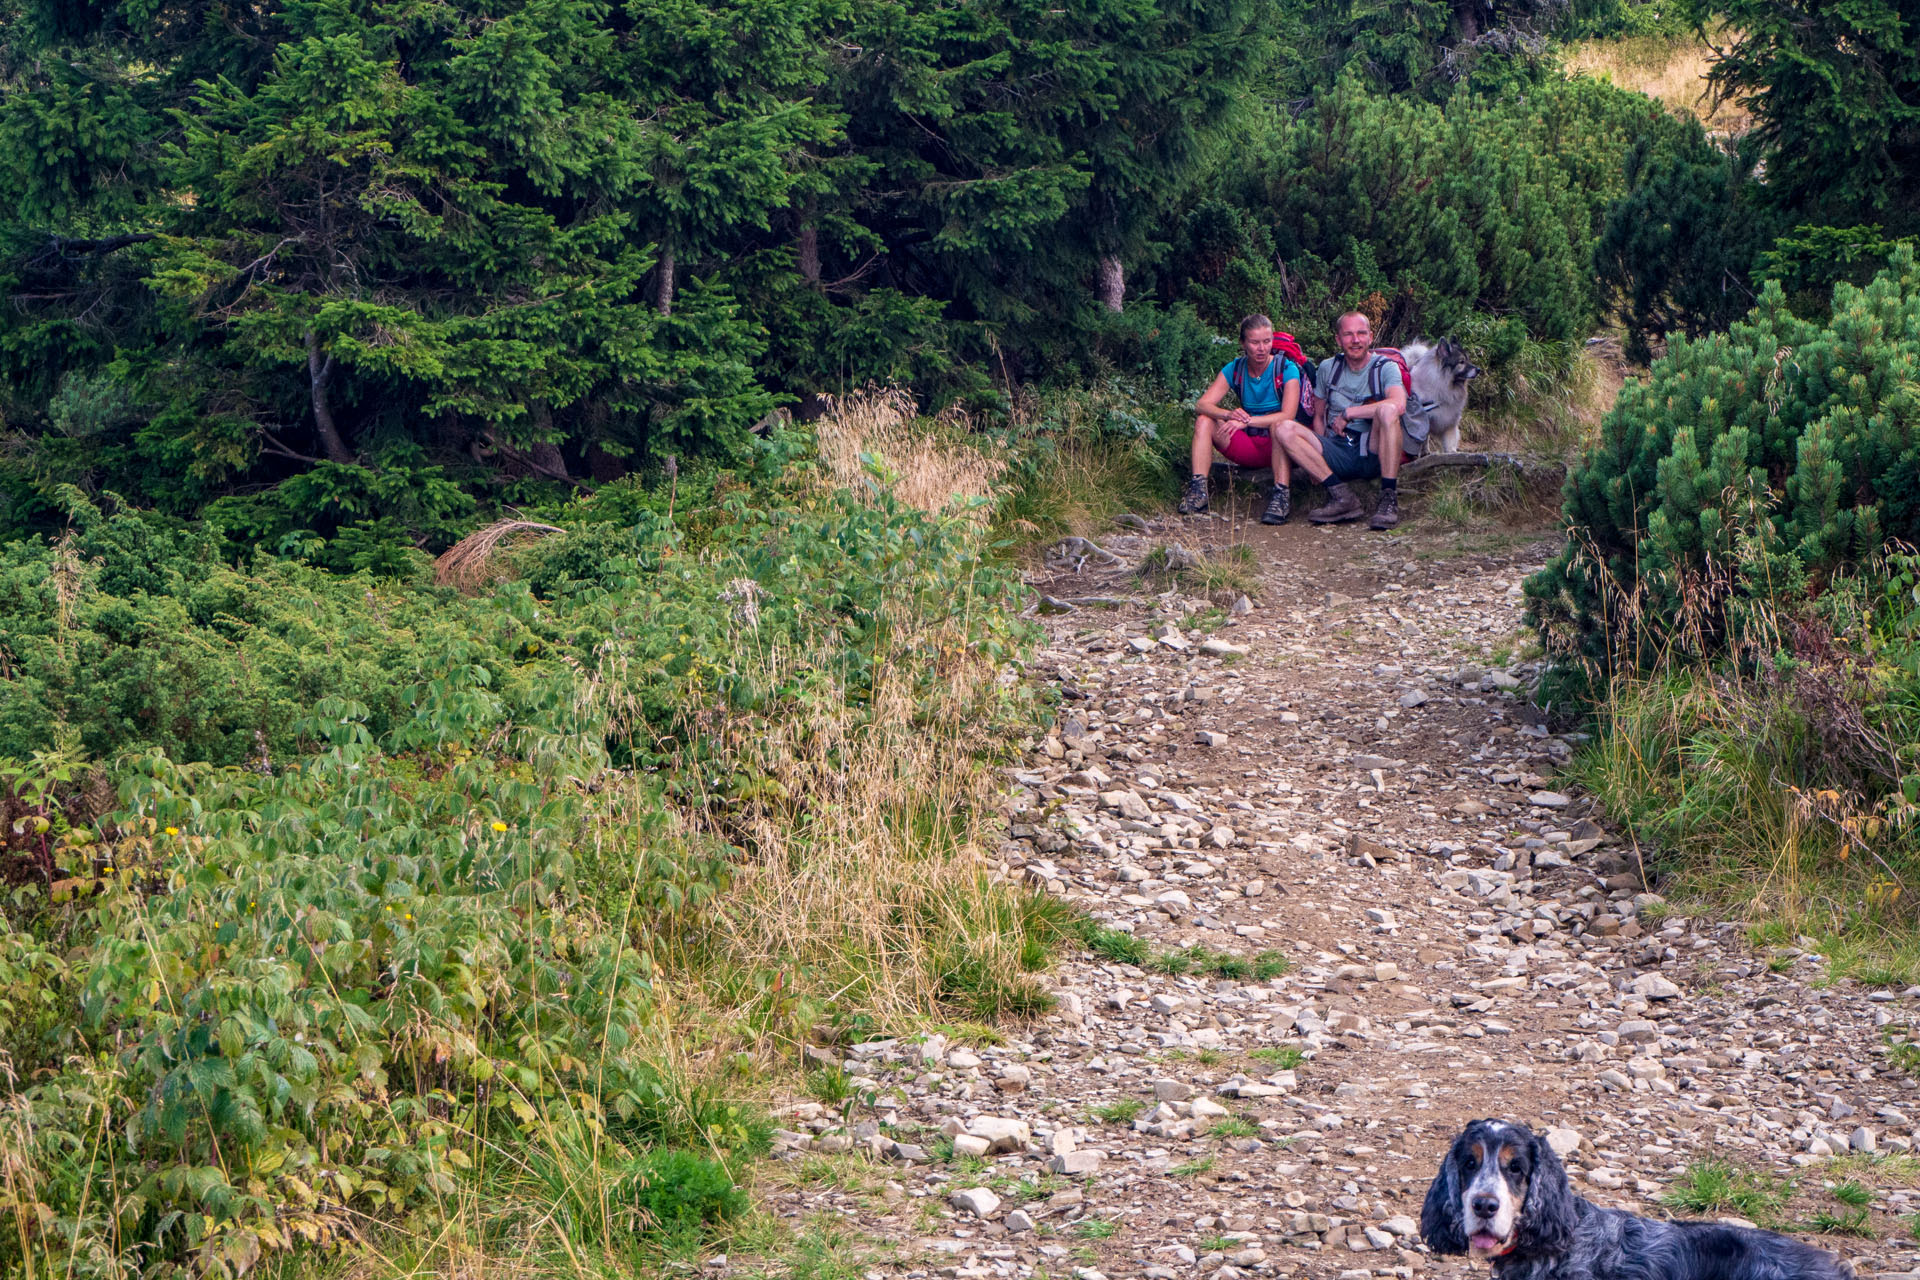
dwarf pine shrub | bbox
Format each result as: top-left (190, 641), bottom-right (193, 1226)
top-left (1528, 247), bottom-right (1920, 669)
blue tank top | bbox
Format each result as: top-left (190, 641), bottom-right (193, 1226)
top-left (1224, 356), bottom-right (1300, 415)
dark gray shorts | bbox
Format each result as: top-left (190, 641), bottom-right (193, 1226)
top-left (1321, 430), bottom-right (1381, 481)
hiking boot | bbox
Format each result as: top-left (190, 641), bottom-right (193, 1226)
top-left (1308, 482), bottom-right (1365, 524)
top-left (1368, 488), bottom-right (1400, 530)
top-left (1260, 484), bottom-right (1291, 525)
top-left (1176, 474), bottom-right (1210, 515)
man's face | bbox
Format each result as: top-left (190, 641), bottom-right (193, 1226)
top-left (1241, 327), bottom-right (1273, 365)
top-left (1338, 316), bottom-right (1372, 360)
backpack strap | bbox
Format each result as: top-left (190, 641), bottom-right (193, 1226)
top-left (1365, 353), bottom-right (1386, 402)
top-left (1228, 356), bottom-right (1245, 405)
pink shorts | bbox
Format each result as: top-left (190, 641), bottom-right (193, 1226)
top-left (1219, 427), bottom-right (1276, 467)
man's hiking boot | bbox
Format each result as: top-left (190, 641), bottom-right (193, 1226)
top-left (1177, 474), bottom-right (1210, 515)
top-left (1369, 489), bottom-right (1400, 530)
top-left (1308, 482), bottom-right (1365, 524)
top-left (1260, 485), bottom-right (1291, 525)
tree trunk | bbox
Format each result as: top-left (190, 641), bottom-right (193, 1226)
top-left (305, 330), bottom-right (352, 464)
top-left (527, 401), bottom-right (571, 484)
top-left (654, 244), bottom-right (675, 316)
top-left (798, 224), bottom-right (821, 284)
top-left (1096, 254), bottom-right (1125, 313)
top-left (1452, 0), bottom-right (1484, 41)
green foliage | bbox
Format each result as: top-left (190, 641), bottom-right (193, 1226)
top-left (1072, 918), bottom-right (1149, 966)
top-left (1660, 1159), bottom-right (1791, 1225)
top-left (1571, 1), bottom-right (1697, 38)
top-left (1529, 248), bottom-right (1920, 666)
top-left (1089, 1098), bottom-right (1144, 1125)
top-left (1157, 74), bottom-right (1682, 364)
top-left (1595, 123), bottom-right (1782, 359)
top-left (1249, 1045), bottom-right (1304, 1069)
top-left (623, 1148), bottom-right (750, 1234)
top-left (0, 0), bottom-right (1296, 537)
top-left (1696, 0), bottom-right (1920, 235)
top-left (1760, 224), bottom-right (1920, 306)
top-left (0, 431), bottom-right (1042, 1278)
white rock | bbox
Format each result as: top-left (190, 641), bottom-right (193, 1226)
top-left (951, 1186), bottom-right (1001, 1217)
top-left (1545, 1128), bottom-right (1582, 1156)
top-left (1628, 974), bottom-right (1681, 1000)
top-left (952, 1133), bottom-right (992, 1158)
top-left (1048, 1149), bottom-right (1105, 1174)
top-left (966, 1116), bottom-right (1031, 1152)
top-left (1005, 1209), bottom-right (1035, 1234)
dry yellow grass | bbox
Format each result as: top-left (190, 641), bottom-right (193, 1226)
top-left (433, 518), bottom-right (565, 593)
top-left (1565, 35), bottom-right (1751, 135)
top-left (812, 387), bottom-right (1006, 518)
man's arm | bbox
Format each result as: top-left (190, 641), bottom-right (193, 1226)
top-left (1312, 373), bottom-right (1330, 436)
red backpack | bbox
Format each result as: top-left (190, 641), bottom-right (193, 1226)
top-left (1353, 348), bottom-right (1412, 403)
top-left (1228, 332), bottom-right (1318, 421)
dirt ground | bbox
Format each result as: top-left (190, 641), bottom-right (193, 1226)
top-left (753, 493), bottom-right (1920, 1280)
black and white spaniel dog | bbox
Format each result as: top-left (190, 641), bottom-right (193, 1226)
top-left (1421, 1120), bottom-right (1852, 1280)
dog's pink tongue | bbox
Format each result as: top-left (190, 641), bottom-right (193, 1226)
top-left (1471, 1233), bottom-right (1502, 1252)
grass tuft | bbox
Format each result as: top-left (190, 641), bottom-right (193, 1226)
top-left (1089, 1098), bottom-right (1145, 1125)
top-left (1249, 1046), bottom-right (1304, 1070)
top-left (1660, 1160), bottom-right (1792, 1225)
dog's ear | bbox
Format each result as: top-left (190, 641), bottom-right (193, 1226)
top-left (1420, 1136), bottom-right (1470, 1255)
top-left (1515, 1130), bottom-right (1578, 1257)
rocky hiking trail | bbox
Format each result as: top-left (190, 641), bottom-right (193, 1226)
top-left (757, 511), bottom-right (1920, 1280)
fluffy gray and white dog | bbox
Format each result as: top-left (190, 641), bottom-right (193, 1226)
top-left (1400, 339), bottom-right (1480, 454)
top-left (1421, 1120), bottom-right (1852, 1280)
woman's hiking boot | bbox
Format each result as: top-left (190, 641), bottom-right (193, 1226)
top-left (1308, 482), bottom-right (1365, 524)
top-left (1177, 474), bottom-right (1210, 515)
top-left (1368, 488), bottom-right (1400, 530)
top-left (1260, 484), bottom-right (1291, 525)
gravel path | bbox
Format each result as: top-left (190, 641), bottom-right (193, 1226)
top-left (757, 512), bottom-right (1920, 1280)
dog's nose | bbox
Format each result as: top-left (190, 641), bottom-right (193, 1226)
top-left (1471, 1195), bottom-right (1499, 1220)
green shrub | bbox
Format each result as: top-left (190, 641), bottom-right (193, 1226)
top-left (0, 428), bottom-right (1044, 1278)
top-left (1529, 247), bottom-right (1920, 669)
top-left (1156, 74), bottom-right (1687, 357)
top-left (623, 1147), bottom-right (749, 1233)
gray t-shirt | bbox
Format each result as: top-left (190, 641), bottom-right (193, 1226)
top-left (1316, 354), bottom-right (1402, 419)
top-left (1316, 354), bottom-right (1424, 449)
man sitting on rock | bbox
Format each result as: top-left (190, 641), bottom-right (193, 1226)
top-left (1275, 311), bottom-right (1407, 530)
top-left (1179, 313), bottom-right (1304, 524)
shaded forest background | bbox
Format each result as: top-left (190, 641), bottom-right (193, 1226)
top-left (2, 0), bottom-right (1914, 566)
